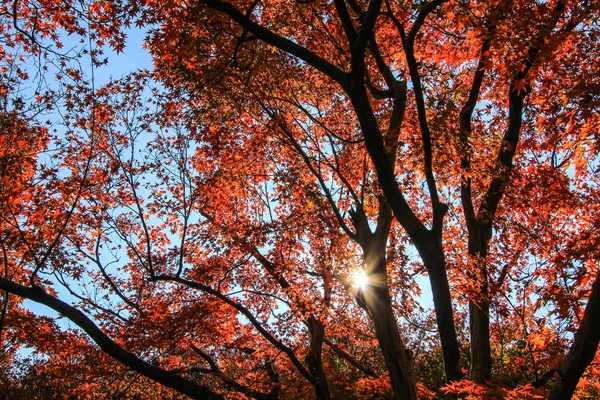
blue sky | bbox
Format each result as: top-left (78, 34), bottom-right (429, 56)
top-left (21, 27), bottom-right (153, 322)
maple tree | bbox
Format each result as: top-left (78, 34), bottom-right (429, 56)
top-left (1, 0), bottom-right (600, 398)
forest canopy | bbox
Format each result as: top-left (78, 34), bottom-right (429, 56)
top-left (1, 0), bottom-right (599, 398)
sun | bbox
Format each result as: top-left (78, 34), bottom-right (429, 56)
top-left (351, 269), bottom-right (369, 290)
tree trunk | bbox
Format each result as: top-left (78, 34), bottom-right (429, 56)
top-left (467, 226), bottom-right (492, 383)
top-left (347, 74), bottom-right (462, 385)
top-left (365, 277), bottom-right (418, 400)
top-left (418, 240), bottom-right (464, 383)
top-left (548, 273), bottom-right (600, 400)
top-left (469, 300), bottom-right (491, 383)
top-left (306, 317), bottom-right (331, 400)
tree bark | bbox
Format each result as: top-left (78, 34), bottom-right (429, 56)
top-left (548, 273), bottom-right (600, 400)
top-left (364, 264), bottom-right (418, 400)
top-left (306, 317), bottom-right (331, 400)
top-left (469, 300), bottom-right (491, 383)
top-left (467, 226), bottom-right (492, 383)
top-left (418, 239), bottom-right (464, 383)
top-left (354, 213), bottom-right (417, 400)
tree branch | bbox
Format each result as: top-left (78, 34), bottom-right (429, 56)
top-left (148, 274), bottom-right (317, 386)
top-left (459, 37), bottom-right (491, 228)
top-left (403, 0), bottom-right (450, 232)
top-left (352, 0), bottom-right (383, 75)
top-left (198, 0), bottom-right (348, 86)
top-left (0, 277), bottom-right (223, 400)
top-left (324, 338), bottom-right (378, 377)
top-left (334, 0), bottom-right (357, 46)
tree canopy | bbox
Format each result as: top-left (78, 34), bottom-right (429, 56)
top-left (1, 0), bottom-right (599, 398)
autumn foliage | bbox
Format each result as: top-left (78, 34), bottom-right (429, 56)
top-left (1, 0), bottom-right (600, 398)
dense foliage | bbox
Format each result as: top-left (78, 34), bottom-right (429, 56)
top-left (1, 0), bottom-right (599, 398)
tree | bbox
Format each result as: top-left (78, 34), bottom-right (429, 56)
top-left (1, 0), bottom-right (599, 398)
